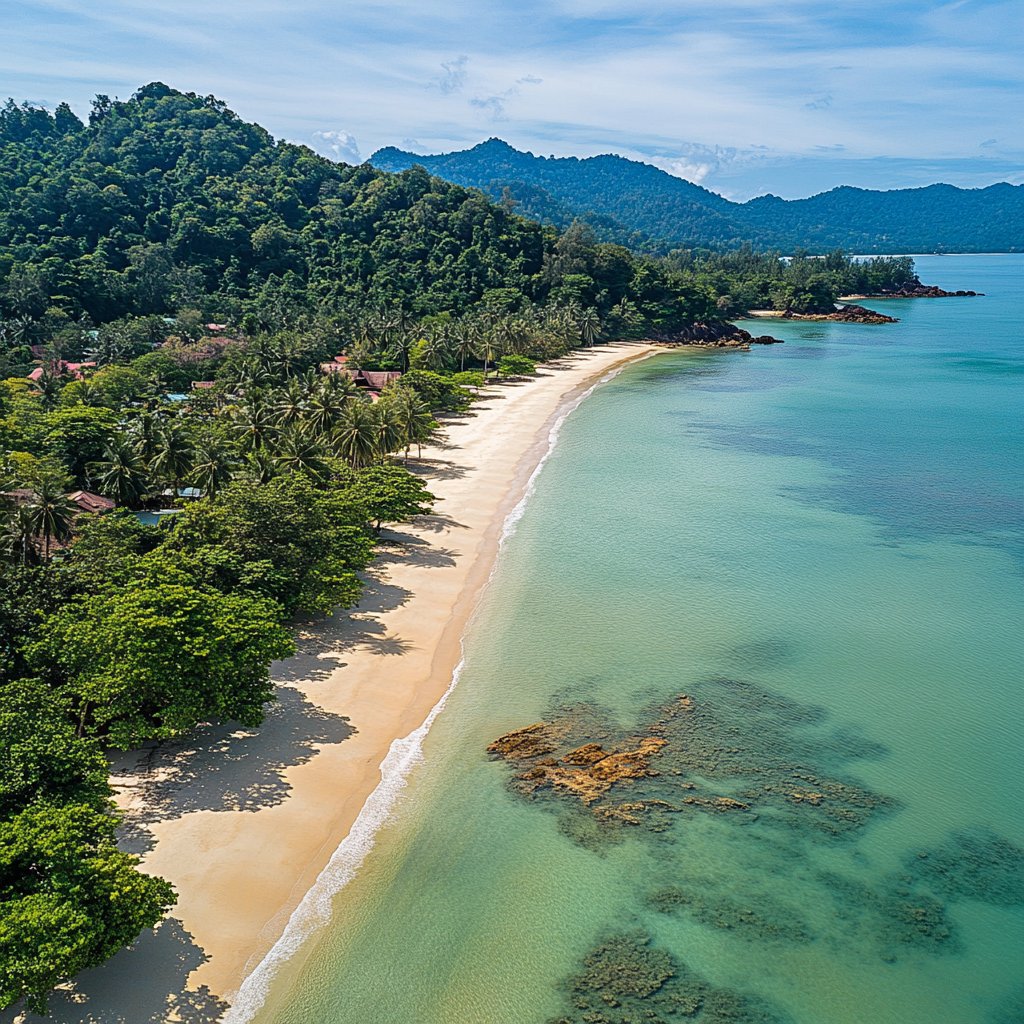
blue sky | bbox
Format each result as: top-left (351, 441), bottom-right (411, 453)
top-left (4, 0), bottom-right (1022, 199)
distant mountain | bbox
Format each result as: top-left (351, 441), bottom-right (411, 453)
top-left (370, 140), bottom-right (1024, 254)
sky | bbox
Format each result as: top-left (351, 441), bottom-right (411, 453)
top-left (3, 0), bottom-right (1023, 200)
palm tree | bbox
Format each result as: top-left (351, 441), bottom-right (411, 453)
top-left (370, 401), bottom-right (406, 461)
top-left (25, 473), bottom-right (76, 561)
top-left (579, 307), bottom-right (602, 347)
top-left (231, 394), bottom-right (276, 452)
top-left (452, 323), bottom-right (477, 372)
top-left (189, 441), bottom-right (237, 499)
top-left (270, 428), bottom-right (330, 481)
top-left (388, 389), bottom-right (436, 460)
top-left (388, 329), bottom-right (416, 373)
top-left (93, 437), bottom-right (149, 508)
top-left (335, 400), bottom-right (378, 468)
top-left (477, 333), bottom-right (502, 379)
top-left (150, 422), bottom-right (194, 498)
top-left (273, 378), bottom-right (307, 429)
top-left (125, 410), bottom-right (162, 468)
top-left (33, 369), bottom-right (63, 411)
top-left (0, 505), bottom-right (38, 566)
top-left (421, 325), bottom-right (454, 372)
top-left (304, 386), bottom-right (347, 439)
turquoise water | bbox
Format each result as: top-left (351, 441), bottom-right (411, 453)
top-left (257, 255), bottom-right (1024, 1024)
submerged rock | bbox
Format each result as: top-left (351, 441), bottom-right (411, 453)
top-left (906, 829), bottom-right (1024, 907)
top-left (489, 682), bottom-right (897, 844)
top-left (549, 931), bottom-right (792, 1024)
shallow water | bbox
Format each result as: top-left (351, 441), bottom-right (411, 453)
top-left (258, 255), bottom-right (1024, 1024)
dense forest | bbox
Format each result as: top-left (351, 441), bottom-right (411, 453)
top-left (0, 83), bottom-right (932, 1012)
top-left (371, 139), bottom-right (1024, 255)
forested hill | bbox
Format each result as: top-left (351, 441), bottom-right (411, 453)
top-left (370, 140), bottom-right (1024, 254)
top-left (0, 85), bottom-right (721, 334)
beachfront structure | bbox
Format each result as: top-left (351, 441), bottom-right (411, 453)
top-left (319, 356), bottom-right (402, 390)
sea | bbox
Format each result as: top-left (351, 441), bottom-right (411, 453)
top-left (250, 254), bottom-right (1024, 1024)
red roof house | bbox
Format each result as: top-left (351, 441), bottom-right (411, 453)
top-left (67, 490), bottom-right (115, 514)
top-left (28, 360), bottom-right (96, 382)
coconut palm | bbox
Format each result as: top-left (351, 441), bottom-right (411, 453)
top-left (0, 505), bottom-right (39, 566)
top-left (477, 333), bottom-right (503, 379)
top-left (388, 389), bottom-right (436, 460)
top-left (452, 323), bottom-right (477, 372)
top-left (33, 369), bottom-right (63, 411)
top-left (124, 410), bottom-right (163, 468)
top-left (93, 436), bottom-right (149, 508)
top-left (149, 422), bottom-right (194, 498)
top-left (370, 401), bottom-right (406, 461)
top-left (270, 428), bottom-right (330, 481)
top-left (273, 378), bottom-right (307, 428)
top-left (420, 325), bottom-right (454, 372)
top-left (189, 440), bottom-right (237, 499)
top-left (579, 307), bottom-right (602, 347)
top-left (230, 394), bottom-right (276, 452)
top-left (25, 473), bottom-right (76, 560)
top-left (304, 386), bottom-right (347, 439)
top-left (335, 400), bottom-right (378, 468)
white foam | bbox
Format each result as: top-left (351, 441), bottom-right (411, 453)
top-left (221, 659), bottom-right (463, 1023)
top-left (221, 353), bottom-right (647, 1023)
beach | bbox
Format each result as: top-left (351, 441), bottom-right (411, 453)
top-left (6, 341), bottom-right (660, 1024)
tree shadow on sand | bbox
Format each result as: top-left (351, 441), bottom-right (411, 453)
top-left (0, 919), bottom-right (230, 1024)
top-left (406, 456), bottom-right (469, 481)
top-left (115, 687), bottom-right (356, 855)
top-left (379, 530), bottom-right (458, 569)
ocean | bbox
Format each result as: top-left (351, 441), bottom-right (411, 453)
top-left (253, 254), bottom-right (1024, 1024)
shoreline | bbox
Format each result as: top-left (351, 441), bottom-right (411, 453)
top-left (9, 341), bottom-right (665, 1024)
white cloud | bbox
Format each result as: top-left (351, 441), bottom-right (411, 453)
top-left (311, 129), bottom-right (362, 164)
top-left (430, 56), bottom-right (468, 94)
top-left (2, 0), bottom-right (1020, 195)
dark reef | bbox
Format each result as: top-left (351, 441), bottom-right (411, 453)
top-left (549, 931), bottom-right (792, 1024)
top-left (488, 676), bottom-right (1024, 1019)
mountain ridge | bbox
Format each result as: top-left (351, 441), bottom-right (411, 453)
top-left (370, 141), bottom-right (1023, 254)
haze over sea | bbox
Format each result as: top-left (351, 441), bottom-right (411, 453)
top-left (255, 254), bottom-right (1024, 1024)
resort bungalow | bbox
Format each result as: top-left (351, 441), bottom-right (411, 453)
top-left (67, 490), bottom-right (115, 515)
top-left (27, 360), bottom-right (96, 381)
top-left (319, 356), bottom-right (402, 391)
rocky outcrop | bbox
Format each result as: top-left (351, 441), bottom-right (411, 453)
top-left (487, 726), bottom-right (666, 806)
top-left (782, 303), bottom-right (898, 324)
top-left (656, 321), bottom-right (784, 349)
top-left (879, 284), bottom-right (981, 298)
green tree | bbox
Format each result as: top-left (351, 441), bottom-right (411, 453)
top-left (24, 470), bottom-right (75, 561)
top-left (335, 400), bottom-right (378, 469)
top-left (497, 354), bottom-right (536, 378)
top-left (347, 464), bottom-right (435, 532)
top-left (164, 475), bottom-right (375, 615)
top-left (0, 679), bottom-right (110, 819)
top-left (92, 436), bottom-right (149, 508)
top-left (33, 581), bottom-right (294, 746)
top-left (0, 803), bottom-right (175, 1014)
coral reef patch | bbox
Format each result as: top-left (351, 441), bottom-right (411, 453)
top-left (548, 931), bottom-right (792, 1024)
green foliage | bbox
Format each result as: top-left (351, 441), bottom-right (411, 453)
top-left (165, 475), bottom-right (375, 615)
top-left (0, 803), bottom-right (175, 1014)
top-left (0, 679), bottom-right (109, 819)
top-left (497, 354), bottom-right (536, 377)
top-left (32, 580), bottom-right (294, 747)
top-left (392, 370), bottom-right (471, 413)
top-left (346, 463), bottom-right (435, 531)
top-left (39, 406), bottom-right (117, 484)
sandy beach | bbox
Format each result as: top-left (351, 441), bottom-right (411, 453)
top-left (5, 341), bottom-right (661, 1024)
